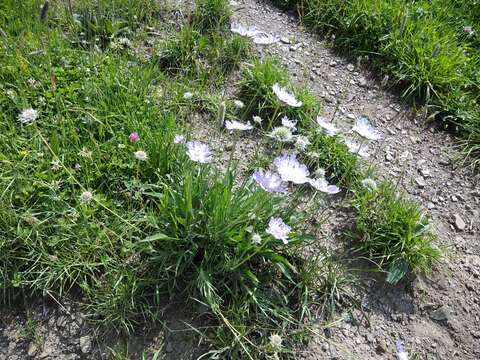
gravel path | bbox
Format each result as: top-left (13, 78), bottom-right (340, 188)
top-left (231, 0), bottom-right (480, 358)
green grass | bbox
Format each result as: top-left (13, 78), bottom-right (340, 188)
top-left (351, 179), bottom-right (441, 284)
top-left (0, 0), bottom-right (356, 358)
top-left (272, 0), bottom-right (480, 167)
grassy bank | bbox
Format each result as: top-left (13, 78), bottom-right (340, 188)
top-left (275, 0), bottom-right (480, 165)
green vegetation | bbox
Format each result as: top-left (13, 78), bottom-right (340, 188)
top-left (275, 0), bottom-right (480, 165)
top-left (0, 0), bottom-right (441, 357)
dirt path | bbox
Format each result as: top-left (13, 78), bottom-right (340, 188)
top-left (231, 0), bottom-right (480, 358)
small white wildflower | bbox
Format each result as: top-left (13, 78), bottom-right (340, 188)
top-left (252, 233), bottom-right (262, 244)
top-left (352, 116), bottom-right (382, 140)
top-left (252, 116), bottom-right (262, 125)
top-left (78, 147), bottom-right (92, 159)
top-left (174, 135), bottom-right (185, 144)
top-left (281, 115), bottom-right (297, 132)
top-left (225, 120), bottom-right (253, 131)
top-left (272, 83), bottom-right (302, 107)
top-left (269, 334), bottom-right (283, 349)
top-left (266, 217), bottom-right (291, 244)
top-left (183, 92), bottom-right (193, 99)
top-left (18, 108), bottom-right (38, 124)
top-left (233, 100), bottom-right (245, 109)
top-left (118, 143), bottom-right (126, 149)
top-left (51, 159), bottom-right (61, 171)
top-left (117, 37), bottom-right (132, 47)
top-left (134, 150), bottom-right (148, 161)
top-left (74, 163), bottom-right (81, 171)
top-left (269, 126), bottom-right (293, 142)
top-left (396, 340), bottom-right (408, 360)
top-left (361, 178), bottom-right (377, 191)
top-left (80, 191), bottom-right (93, 203)
top-left (253, 32), bottom-right (280, 45)
top-left (295, 135), bottom-right (310, 151)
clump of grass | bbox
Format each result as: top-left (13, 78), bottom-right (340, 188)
top-left (351, 180), bottom-right (441, 284)
top-left (238, 58), bottom-right (320, 129)
top-left (191, 0), bottom-right (231, 34)
top-left (156, 25), bottom-right (250, 82)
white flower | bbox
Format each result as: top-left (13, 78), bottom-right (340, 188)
top-left (174, 135), bottom-right (185, 144)
top-left (316, 116), bottom-right (339, 136)
top-left (396, 340), bottom-right (408, 360)
top-left (269, 126), bottom-right (293, 142)
top-left (274, 154), bottom-right (310, 184)
top-left (74, 163), bottom-right (81, 170)
top-left (295, 135), bottom-right (311, 151)
top-left (252, 233), bottom-right (262, 244)
top-left (18, 108), bottom-right (38, 124)
top-left (186, 141), bottom-right (212, 163)
top-left (80, 191), bottom-right (93, 203)
top-left (233, 100), bottom-right (245, 109)
top-left (361, 178), bottom-right (377, 191)
top-left (134, 150), bottom-right (148, 161)
top-left (225, 120), bottom-right (253, 131)
top-left (344, 139), bottom-right (370, 158)
top-left (253, 116), bottom-right (262, 125)
top-left (272, 83), bottom-right (302, 107)
top-left (253, 32), bottom-right (280, 45)
top-left (78, 147), bottom-right (92, 159)
top-left (183, 92), bottom-right (193, 99)
top-left (266, 217), bottom-right (291, 244)
top-left (253, 169), bottom-right (286, 193)
top-left (269, 334), bottom-right (283, 348)
top-left (230, 23), bottom-right (258, 37)
top-left (309, 178), bottom-right (341, 194)
top-left (352, 116), bottom-right (382, 140)
top-left (51, 159), bottom-right (61, 171)
top-left (281, 116), bottom-right (297, 132)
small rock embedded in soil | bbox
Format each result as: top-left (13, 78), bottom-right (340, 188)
top-left (79, 335), bottom-right (92, 354)
top-left (27, 343), bottom-right (38, 357)
top-left (453, 214), bottom-right (466, 231)
top-left (376, 339), bottom-right (388, 353)
top-left (415, 177), bottom-right (426, 188)
top-left (430, 306), bottom-right (450, 322)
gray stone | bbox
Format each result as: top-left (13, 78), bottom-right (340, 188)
top-left (415, 177), bottom-right (426, 188)
top-left (430, 306), bottom-right (450, 322)
top-left (453, 214), bottom-right (466, 231)
top-left (376, 339), bottom-right (388, 353)
top-left (27, 343), bottom-right (38, 357)
top-left (79, 335), bottom-right (92, 354)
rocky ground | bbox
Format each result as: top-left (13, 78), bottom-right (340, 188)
top-left (1, 0), bottom-right (479, 359)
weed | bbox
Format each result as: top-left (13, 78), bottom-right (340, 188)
top-left (351, 180), bottom-right (441, 284)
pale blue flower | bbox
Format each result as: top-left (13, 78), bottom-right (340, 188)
top-left (253, 169), bottom-right (286, 193)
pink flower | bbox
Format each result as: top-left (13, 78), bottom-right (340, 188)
top-left (128, 132), bottom-right (140, 142)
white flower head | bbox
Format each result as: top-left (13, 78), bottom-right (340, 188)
top-left (344, 139), bottom-right (370, 158)
top-left (183, 91), bottom-right (193, 99)
top-left (233, 100), bottom-right (245, 109)
top-left (295, 135), bottom-right (311, 151)
top-left (78, 147), bottom-right (92, 159)
top-left (269, 334), bottom-right (283, 349)
top-left (252, 233), bottom-right (262, 244)
top-left (361, 178), bottom-right (377, 191)
top-left (230, 23), bottom-right (258, 37)
top-left (352, 116), bottom-right (382, 140)
top-left (274, 154), bottom-right (310, 184)
top-left (51, 159), bottom-right (61, 171)
top-left (316, 116), bottom-right (339, 136)
top-left (281, 115), bottom-right (297, 132)
top-left (253, 169), bottom-right (286, 193)
top-left (269, 126), bottom-right (293, 142)
top-left (253, 32), bottom-right (280, 45)
top-left (134, 150), bottom-right (148, 161)
top-left (272, 83), bottom-right (302, 107)
top-left (18, 108), bottom-right (38, 124)
top-left (174, 135), bottom-right (185, 144)
top-left (253, 116), bottom-right (262, 125)
top-left (225, 120), bottom-right (253, 131)
top-left (80, 191), bottom-right (93, 203)
top-left (396, 340), bottom-right (408, 360)
top-left (266, 217), bottom-right (291, 244)
top-left (309, 178), bottom-right (341, 194)
top-left (186, 141), bottom-right (212, 163)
